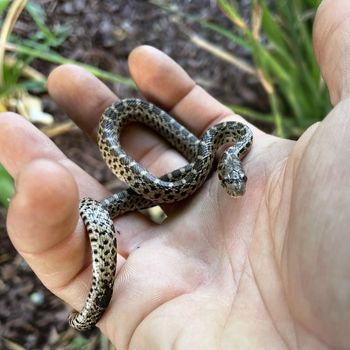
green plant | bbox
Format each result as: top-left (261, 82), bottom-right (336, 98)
top-left (0, 164), bottom-right (14, 208)
top-left (152, 0), bottom-right (330, 138)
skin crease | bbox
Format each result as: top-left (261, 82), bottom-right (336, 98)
top-left (0, 0), bottom-right (349, 348)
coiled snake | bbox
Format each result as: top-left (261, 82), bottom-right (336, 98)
top-left (68, 98), bottom-right (253, 330)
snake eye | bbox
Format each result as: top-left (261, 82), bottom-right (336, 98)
top-left (241, 174), bottom-right (247, 182)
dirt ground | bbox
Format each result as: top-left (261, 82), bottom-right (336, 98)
top-left (0, 0), bottom-right (267, 348)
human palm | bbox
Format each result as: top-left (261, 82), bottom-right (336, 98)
top-left (1, 1), bottom-right (349, 348)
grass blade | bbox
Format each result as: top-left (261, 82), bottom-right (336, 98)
top-left (4, 42), bottom-right (136, 87)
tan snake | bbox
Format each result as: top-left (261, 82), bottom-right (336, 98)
top-left (68, 98), bottom-right (253, 330)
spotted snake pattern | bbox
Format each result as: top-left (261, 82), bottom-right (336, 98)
top-left (68, 98), bottom-right (253, 330)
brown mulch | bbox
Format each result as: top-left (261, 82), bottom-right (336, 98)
top-left (0, 0), bottom-right (268, 348)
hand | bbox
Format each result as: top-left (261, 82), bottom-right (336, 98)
top-left (1, 0), bottom-right (349, 348)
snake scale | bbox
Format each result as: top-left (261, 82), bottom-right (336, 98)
top-left (68, 98), bottom-right (253, 330)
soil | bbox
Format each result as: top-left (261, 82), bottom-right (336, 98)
top-left (0, 1), bottom-right (268, 348)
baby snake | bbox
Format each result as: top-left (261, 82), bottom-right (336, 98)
top-left (68, 98), bottom-right (253, 330)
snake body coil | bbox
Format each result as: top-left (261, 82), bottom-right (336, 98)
top-left (68, 98), bottom-right (253, 330)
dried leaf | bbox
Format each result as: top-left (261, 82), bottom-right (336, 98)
top-left (189, 33), bottom-right (256, 76)
top-left (252, 2), bottom-right (262, 41)
top-left (14, 90), bottom-right (54, 125)
top-left (41, 120), bottom-right (78, 138)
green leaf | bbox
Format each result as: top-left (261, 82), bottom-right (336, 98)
top-left (0, 165), bottom-right (14, 209)
top-left (0, 58), bottom-right (26, 97)
top-left (0, 0), bottom-right (10, 14)
top-left (198, 20), bottom-right (251, 50)
top-left (260, 2), bottom-right (286, 49)
top-left (217, 0), bottom-right (245, 28)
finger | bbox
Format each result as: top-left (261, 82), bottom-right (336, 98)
top-left (128, 45), bottom-right (264, 137)
top-left (47, 64), bottom-right (117, 139)
top-left (314, 0), bottom-right (350, 105)
top-left (0, 112), bottom-right (108, 198)
top-left (0, 113), bottom-right (112, 296)
top-left (0, 113), bottom-right (108, 290)
top-left (6, 158), bottom-right (127, 310)
top-left (7, 159), bottom-right (81, 289)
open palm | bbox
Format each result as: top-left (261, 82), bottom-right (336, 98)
top-left (1, 1), bottom-right (349, 349)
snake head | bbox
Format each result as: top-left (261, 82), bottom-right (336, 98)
top-left (221, 169), bottom-right (247, 197)
top-left (218, 152), bottom-right (247, 197)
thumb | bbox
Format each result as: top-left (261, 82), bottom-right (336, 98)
top-left (314, 0), bottom-right (350, 105)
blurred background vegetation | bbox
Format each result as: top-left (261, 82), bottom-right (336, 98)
top-left (0, 0), bottom-right (329, 348)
